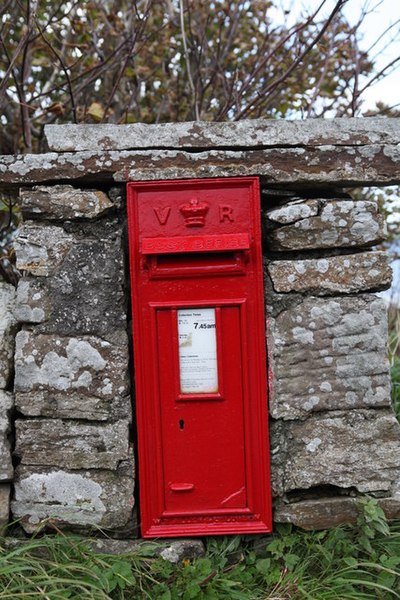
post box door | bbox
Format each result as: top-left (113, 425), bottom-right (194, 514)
top-left (157, 304), bottom-right (246, 514)
top-left (127, 177), bottom-right (272, 537)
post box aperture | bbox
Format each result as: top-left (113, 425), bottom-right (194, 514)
top-left (127, 177), bottom-right (272, 537)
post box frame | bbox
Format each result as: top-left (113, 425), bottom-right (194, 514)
top-left (127, 177), bottom-right (272, 537)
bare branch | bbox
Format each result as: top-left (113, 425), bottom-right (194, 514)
top-left (34, 19), bottom-right (78, 123)
top-left (234, 0), bottom-right (348, 120)
top-left (179, 0), bottom-right (199, 120)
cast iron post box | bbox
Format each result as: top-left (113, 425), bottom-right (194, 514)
top-left (127, 177), bottom-right (272, 537)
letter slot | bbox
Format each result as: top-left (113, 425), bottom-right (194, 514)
top-left (127, 177), bottom-right (272, 538)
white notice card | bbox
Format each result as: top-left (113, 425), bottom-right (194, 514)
top-left (177, 308), bottom-right (218, 394)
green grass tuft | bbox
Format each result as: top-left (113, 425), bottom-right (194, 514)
top-left (1, 499), bottom-right (400, 599)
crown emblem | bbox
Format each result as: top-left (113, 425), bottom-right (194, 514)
top-left (179, 198), bottom-right (209, 227)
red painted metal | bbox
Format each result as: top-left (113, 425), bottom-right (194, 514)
top-left (127, 177), bottom-right (272, 538)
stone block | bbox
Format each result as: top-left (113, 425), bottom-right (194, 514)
top-left (14, 331), bottom-right (131, 421)
top-left (265, 199), bottom-right (320, 224)
top-left (15, 419), bottom-right (130, 470)
top-left (265, 199), bottom-right (385, 250)
top-left (0, 391), bottom-right (13, 481)
top-left (158, 540), bottom-right (206, 564)
top-left (15, 222), bottom-right (73, 276)
top-left (14, 279), bottom-right (50, 323)
top-left (267, 295), bottom-right (391, 419)
top-left (270, 409), bottom-right (400, 495)
top-left (0, 283), bottom-right (16, 388)
top-left (12, 458), bottom-right (135, 533)
top-left (274, 496), bottom-right (400, 530)
top-left (0, 485), bottom-right (10, 533)
top-left (267, 251), bottom-right (391, 295)
top-left (20, 185), bottom-right (114, 220)
top-left (17, 219), bottom-right (126, 338)
top-left (91, 538), bottom-right (206, 563)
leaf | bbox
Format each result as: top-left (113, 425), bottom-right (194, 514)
top-left (255, 558), bottom-right (271, 575)
top-left (284, 553), bottom-right (300, 570)
top-left (87, 101), bottom-right (105, 121)
top-left (377, 569), bottom-right (396, 590)
top-left (343, 556), bottom-right (358, 567)
top-left (185, 581), bottom-right (201, 598)
top-left (46, 102), bottom-right (65, 116)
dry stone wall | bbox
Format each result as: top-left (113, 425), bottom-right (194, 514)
top-left (0, 283), bottom-right (16, 531)
top-left (264, 193), bottom-right (400, 528)
top-left (10, 185), bottom-right (135, 535)
top-left (1, 119), bottom-right (400, 535)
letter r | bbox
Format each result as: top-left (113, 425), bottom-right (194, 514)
top-left (219, 204), bottom-right (234, 222)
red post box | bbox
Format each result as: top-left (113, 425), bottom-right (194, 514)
top-left (127, 177), bottom-right (272, 537)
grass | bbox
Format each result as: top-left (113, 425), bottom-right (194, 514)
top-left (1, 498), bottom-right (400, 599)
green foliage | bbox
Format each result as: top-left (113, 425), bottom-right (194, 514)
top-left (2, 507), bottom-right (400, 599)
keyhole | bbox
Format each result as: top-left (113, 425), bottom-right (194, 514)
top-left (179, 419), bottom-right (185, 430)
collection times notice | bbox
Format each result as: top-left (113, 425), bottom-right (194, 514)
top-left (177, 308), bottom-right (218, 394)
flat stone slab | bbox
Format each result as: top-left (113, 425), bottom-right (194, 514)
top-left (44, 118), bottom-right (400, 152)
top-left (274, 496), bottom-right (400, 530)
top-left (265, 199), bottom-right (385, 250)
top-left (20, 186), bottom-right (114, 220)
top-left (1, 145), bottom-right (400, 188)
top-left (15, 419), bottom-right (130, 470)
top-left (270, 409), bottom-right (400, 496)
top-left (0, 283), bottom-right (16, 389)
top-left (267, 294), bottom-right (391, 419)
top-left (267, 251), bottom-right (392, 295)
top-left (265, 199), bottom-right (320, 224)
top-left (3, 536), bottom-right (205, 563)
top-left (0, 391), bottom-right (13, 481)
top-left (14, 331), bottom-right (130, 421)
top-left (12, 459), bottom-right (135, 533)
top-left (91, 538), bottom-right (206, 563)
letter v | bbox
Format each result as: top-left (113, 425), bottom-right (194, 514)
top-left (154, 206), bottom-right (171, 225)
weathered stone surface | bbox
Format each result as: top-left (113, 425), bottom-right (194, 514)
top-left (267, 295), bottom-right (390, 419)
top-left (274, 496), bottom-right (400, 530)
top-left (270, 410), bottom-right (400, 495)
top-left (20, 185), bottom-right (114, 220)
top-left (2, 145), bottom-right (400, 188)
top-left (267, 251), bottom-right (392, 295)
top-left (44, 118), bottom-right (400, 152)
top-left (0, 485), bottom-right (10, 533)
top-left (265, 199), bottom-right (320, 225)
top-left (14, 279), bottom-right (49, 323)
top-left (14, 222), bottom-right (73, 276)
top-left (266, 200), bottom-right (385, 250)
top-left (158, 540), bottom-right (206, 564)
top-left (0, 283), bottom-right (16, 388)
top-left (12, 458), bottom-right (135, 532)
top-left (14, 331), bottom-right (131, 421)
top-left (0, 391), bottom-right (13, 481)
top-left (16, 389), bottom-right (130, 422)
top-left (91, 538), bottom-right (206, 563)
top-left (14, 219), bottom-right (126, 338)
top-left (15, 419), bottom-right (130, 470)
